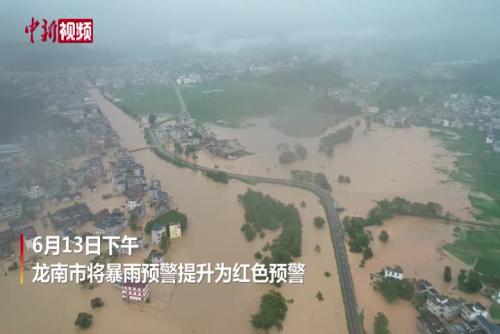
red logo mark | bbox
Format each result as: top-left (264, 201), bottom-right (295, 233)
top-left (24, 17), bottom-right (93, 44)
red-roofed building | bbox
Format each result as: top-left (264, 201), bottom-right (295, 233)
top-left (121, 281), bottom-right (150, 302)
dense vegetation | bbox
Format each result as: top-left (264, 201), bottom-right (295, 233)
top-left (90, 297), bottom-right (104, 309)
top-left (250, 290), bottom-right (288, 331)
top-left (144, 210), bottom-right (188, 233)
top-left (278, 144), bottom-right (308, 164)
top-left (337, 175), bottom-right (351, 184)
top-left (374, 312), bottom-right (390, 334)
top-left (74, 312), bottom-right (93, 329)
top-left (291, 169), bottom-right (332, 191)
top-left (313, 216), bottom-right (326, 228)
top-left (443, 266), bottom-right (452, 283)
top-left (204, 170), bottom-right (230, 184)
top-left (444, 229), bottom-right (500, 277)
top-left (278, 150), bottom-right (298, 164)
top-left (379, 230), bottom-right (389, 243)
top-left (318, 125), bottom-right (354, 157)
top-left (490, 303), bottom-right (500, 320)
top-left (239, 190), bottom-right (302, 263)
top-left (458, 269), bottom-right (483, 294)
top-left (431, 128), bottom-right (500, 222)
top-left (374, 277), bottom-right (415, 303)
top-left (344, 197), bottom-right (448, 259)
top-left (112, 84), bottom-right (180, 116)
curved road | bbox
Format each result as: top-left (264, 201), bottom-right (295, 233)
top-left (146, 128), bottom-right (363, 334)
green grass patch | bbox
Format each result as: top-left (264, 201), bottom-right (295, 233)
top-left (180, 80), bottom-right (317, 123)
top-left (445, 229), bottom-right (500, 275)
top-left (112, 84), bottom-right (180, 116)
top-left (490, 303), bottom-right (500, 320)
top-left (432, 127), bottom-right (500, 222)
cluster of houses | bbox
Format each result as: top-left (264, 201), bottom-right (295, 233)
top-left (148, 179), bottom-right (170, 216)
top-left (415, 279), bottom-right (500, 334)
top-left (377, 266), bottom-right (500, 334)
top-left (112, 148), bottom-right (147, 200)
top-left (374, 91), bottom-right (500, 153)
top-left (159, 113), bottom-right (246, 160)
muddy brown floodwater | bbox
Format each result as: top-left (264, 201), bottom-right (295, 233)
top-left (195, 117), bottom-right (481, 333)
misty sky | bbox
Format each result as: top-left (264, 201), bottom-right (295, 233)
top-left (1, 0), bottom-right (499, 58)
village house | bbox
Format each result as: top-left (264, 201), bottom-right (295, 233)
top-left (49, 203), bottom-right (94, 230)
top-left (151, 224), bottom-right (167, 245)
top-left (95, 210), bottom-right (127, 236)
top-left (384, 266), bottom-right (404, 280)
top-left (121, 281), bottom-right (150, 302)
top-left (427, 293), bottom-right (464, 322)
top-left (0, 224), bottom-right (13, 258)
top-left (169, 223), bottom-right (182, 239)
top-left (130, 201), bottom-right (146, 219)
top-left (417, 313), bottom-right (448, 334)
top-left (461, 303), bottom-right (489, 321)
top-left (0, 198), bottom-right (23, 220)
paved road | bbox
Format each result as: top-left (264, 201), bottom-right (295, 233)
top-left (171, 81), bottom-right (191, 119)
top-left (146, 128), bottom-right (363, 334)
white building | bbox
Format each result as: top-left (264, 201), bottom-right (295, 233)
top-left (151, 224), bottom-right (167, 245)
top-left (461, 303), bottom-right (489, 321)
top-left (121, 281), bottom-right (150, 302)
top-left (169, 223), bottom-right (182, 239)
top-left (384, 266), bottom-right (404, 280)
top-left (23, 185), bottom-right (45, 199)
top-left (427, 294), bottom-right (464, 321)
top-left (492, 292), bottom-right (500, 304)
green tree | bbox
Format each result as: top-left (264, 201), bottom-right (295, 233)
top-left (174, 141), bottom-right (183, 154)
top-left (443, 266), bottom-right (452, 283)
top-left (363, 247), bottom-right (374, 260)
top-left (251, 290), bottom-right (288, 330)
top-left (74, 312), bottom-right (93, 329)
top-left (458, 270), bottom-right (482, 293)
top-left (374, 312), bottom-right (390, 334)
top-left (279, 150), bottom-right (297, 164)
top-left (241, 223), bottom-right (256, 241)
top-left (148, 113), bottom-right (157, 126)
top-left (294, 144), bottom-right (308, 160)
top-left (90, 297), bottom-right (104, 309)
top-left (129, 213), bottom-right (139, 231)
top-left (313, 216), bottom-right (326, 228)
top-left (379, 230), bottom-right (389, 242)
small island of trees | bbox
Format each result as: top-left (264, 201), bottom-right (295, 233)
top-left (318, 125), bottom-right (354, 157)
top-left (374, 312), bottom-right (390, 334)
top-left (313, 216), bottom-right (326, 228)
top-left (278, 143), bottom-right (308, 164)
top-left (90, 297), bottom-right (104, 309)
top-left (250, 290), bottom-right (288, 331)
top-left (238, 189), bottom-right (302, 264)
top-left (74, 312), bottom-right (93, 329)
top-left (204, 170), bottom-right (229, 184)
top-left (379, 230), bottom-right (389, 242)
top-left (374, 277), bottom-right (415, 303)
